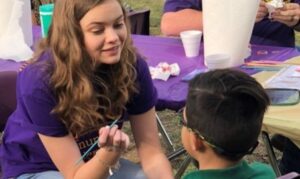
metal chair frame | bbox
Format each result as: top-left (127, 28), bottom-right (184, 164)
top-left (0, 71), bottom-right (17, 131)
top-left (261, 131), bottom-right (282, 177)
top-left (127, 8), bottom-right (150, 35)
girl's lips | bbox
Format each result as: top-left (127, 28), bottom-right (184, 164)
top-left (102, 46), bottom-right (119, 51)
top-left (102, 46), bottom-right (119, 55)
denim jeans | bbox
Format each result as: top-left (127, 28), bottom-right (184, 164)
top-left (16, 171), bottom-right (63, 179)
top-left (17, 158), bottom-right (146, 179)
top-left (279, 139), bottom-right (300, 175)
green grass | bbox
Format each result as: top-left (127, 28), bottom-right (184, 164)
top-left (296, 32), bottom-right (300, 47)
top-left (123, 0), bottom-right (164, 35)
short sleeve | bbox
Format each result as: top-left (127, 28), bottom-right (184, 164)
top-left (126, 57), bottom-right (157, 115)
top-left (18, 62), bottom-right (68, 137)
top-left (163, 0), bottom-right (202, 13)
top-left (294, 0), bottom-right (300, 4)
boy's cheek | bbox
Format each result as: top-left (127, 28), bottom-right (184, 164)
top-left (181, 128), bottom-right (194, 155)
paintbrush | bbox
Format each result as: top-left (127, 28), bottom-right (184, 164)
top-left (76, 119), bottom-right (120, 165)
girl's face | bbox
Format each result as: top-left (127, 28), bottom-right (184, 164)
top-left (80, 0), bottom-right (127, 65)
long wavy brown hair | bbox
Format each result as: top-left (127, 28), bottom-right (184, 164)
top-left (31, 0), bottom-right (137, 135)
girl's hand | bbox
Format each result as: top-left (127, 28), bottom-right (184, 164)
top-left (18, 61), bottom-right (29, 72)
top-left (256, 1), bottom-right (268, 22)
top-left (271, 3), bottom-right (300, 27)
top-left (98, 125), bottom-right (130, 153)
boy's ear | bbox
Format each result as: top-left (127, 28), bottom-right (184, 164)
top-left (190, 132), bottom-right (205, 151)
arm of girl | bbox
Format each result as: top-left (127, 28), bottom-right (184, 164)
top-left (38, 125), bottom-right (129, 179)
top-left (129, 107), bottom-right (173, 179)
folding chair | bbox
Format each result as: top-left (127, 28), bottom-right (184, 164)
top-left (261, 131), bottom-right (282, 177)
top-left (127, 8), bottom-right (150, 35)
top-left (167, 147), bottom-right (193, 179)
top-left (0, 71), bottom-right (17, 179)
top-left (0, 71), bottom-right (17, 131)
top-left (277, 172), bottom-right (300, 179)
top-left (162, 108), bottom-right (195, 178)
top-left (156, 113), bottom-right (175, 151)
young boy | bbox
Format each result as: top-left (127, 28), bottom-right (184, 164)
top-left (181, 69), bottom-right (276, 179)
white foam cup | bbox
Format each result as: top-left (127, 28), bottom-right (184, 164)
top-left (205, 53), bottom-right (231, 70)
top-left (180, 30), bottom-right (202, 58)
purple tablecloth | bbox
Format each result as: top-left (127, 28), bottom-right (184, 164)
top-left (132, 35), bottom-right (300, 110)
top-left (1, 27), bottom-right (300, 111)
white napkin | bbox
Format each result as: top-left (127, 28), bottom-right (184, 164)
top-left (265, 0), bottom-right (284, 18)
top-left (0, 0), bottom-right (33, 61)
top-left (149, 62), bottom-right (180, 81)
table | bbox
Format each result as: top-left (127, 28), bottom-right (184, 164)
top-left (132, 35), bottom-right (300, 111)
top-left (2, 32), bottom-right (300, 111)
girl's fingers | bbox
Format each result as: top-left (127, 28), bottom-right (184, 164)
top-left (98, 125), bottom-right (130, 152)
top-left (114, 131), bottom-right (130, 151)
top-left (113, 130), bottom-right (122, 148)
top-left (98, 126), bottom-right (110, 146)
top-left (18, 62), bottom-right (29, 72)
top-left (108, 125), bottom-right (118, 145)
top-left (122, 134), bottom-right (130, 149)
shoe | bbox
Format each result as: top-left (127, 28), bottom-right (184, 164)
top-left (271, 134), bottom-right (287, 152)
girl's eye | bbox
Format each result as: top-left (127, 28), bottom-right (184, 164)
top-left (114, 23), bottom-right (124, 29)
top-left (91, 29), bottom-right (104, 34)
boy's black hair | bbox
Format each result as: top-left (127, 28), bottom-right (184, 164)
top-left (186, 69), bottom-right (270, 161)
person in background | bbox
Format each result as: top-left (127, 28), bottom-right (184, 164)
top-left (180, 69), bottom-right (275, 179)
top-left (31, 0), bottom-right (54, 25)
top-left (271, 134), bottom-right (300, 175)
top-left (0, 0), bottom-right (173, 178)
top-left (257, 1), bottom-right (300, 174)
top-left (161, 0), bottom-right (300, 47)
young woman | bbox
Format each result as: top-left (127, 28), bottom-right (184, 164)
top-left (1, 0), bottom-right (173, 178)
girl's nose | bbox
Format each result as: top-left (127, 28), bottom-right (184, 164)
top-left (105, 28), bottom-right (118, 43)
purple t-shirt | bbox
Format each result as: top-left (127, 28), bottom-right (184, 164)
top-left (0, 54), bottom-right (157, 179)
top-left (164, 0), bottom-right (300, 47)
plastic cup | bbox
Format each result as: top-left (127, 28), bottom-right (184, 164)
top-left (39, 3), bottom-right (54, 38)
top-left (205, 53), bottom-right (231, 70)
top-left (180, 30), bottom-right (202, 58)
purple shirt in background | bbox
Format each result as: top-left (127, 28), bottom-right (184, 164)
top-left (163, 0), bottom-right (300, 47)
top-left (0, 53), bottom-right (157, 179)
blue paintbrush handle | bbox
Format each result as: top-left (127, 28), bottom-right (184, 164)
top-left (75, 119), bottom-right (119, 165)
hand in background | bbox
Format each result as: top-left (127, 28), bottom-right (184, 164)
top-left (98, 125), bottom-right (130, 153)
top-left (271, 3), bottom-right (300, 27)
top-left (256, 1), bottom-right (268, 22)
top-left (18, 61), bottom-right (29, 72)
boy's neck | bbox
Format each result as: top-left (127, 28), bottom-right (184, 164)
top-left (197, 151), bottom-right (240, 170)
